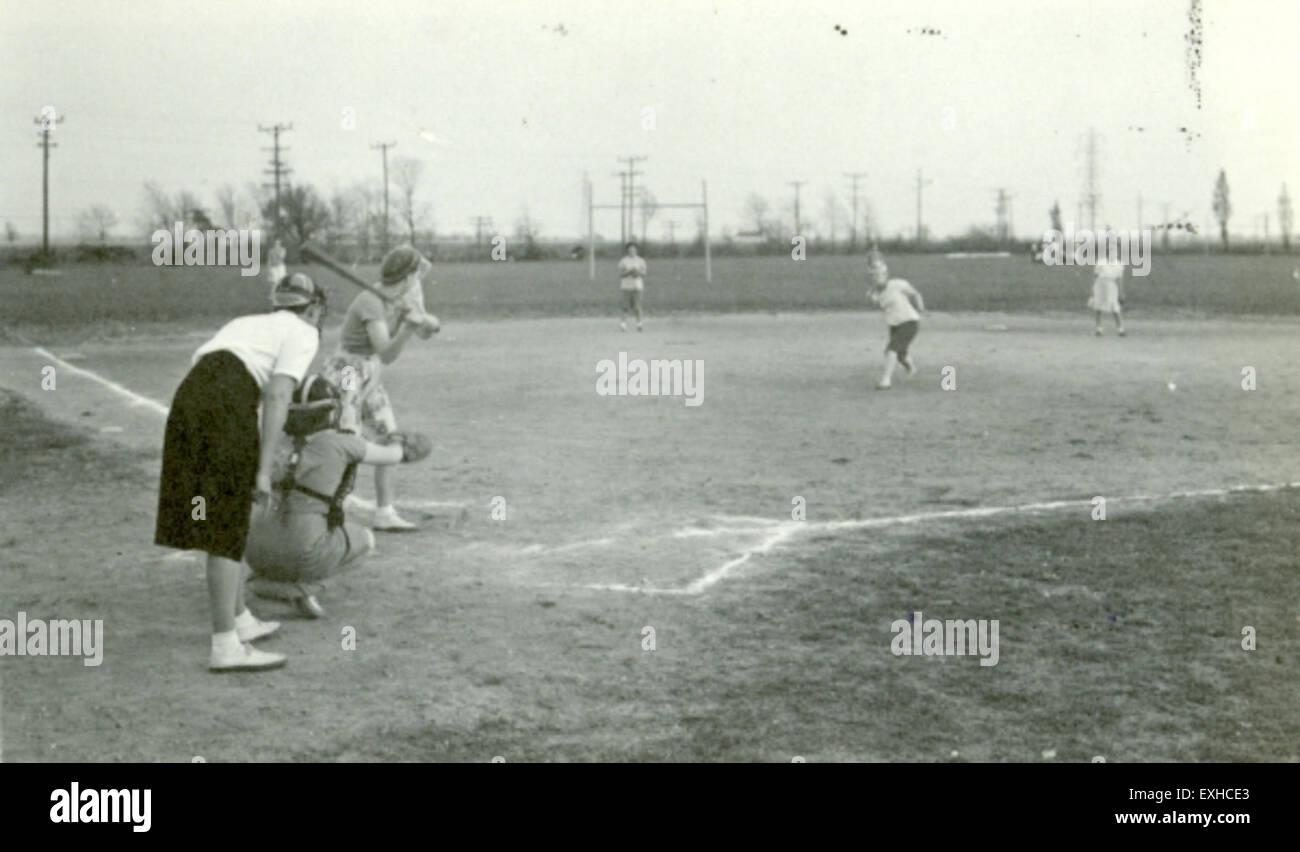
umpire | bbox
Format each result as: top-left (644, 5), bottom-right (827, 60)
top-left (155, 273), bottom-right (327, 672)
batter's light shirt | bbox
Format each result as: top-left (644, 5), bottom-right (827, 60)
top-left (193, 310), bottom-right (319, 387)
top-left (618, 256), bottom-right (647, 291)
top-left (874, 278), bottom-right (921, 326)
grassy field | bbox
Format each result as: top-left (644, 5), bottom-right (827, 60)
top-left (1, 308), bottom-right (1296, 762)
top-left (3, 253), bottom-right (1300, 341)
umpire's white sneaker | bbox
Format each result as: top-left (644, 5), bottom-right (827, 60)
top-left (234, 609), bottom-right (280, 643)
top-left (210, 635), bottom-right (286, 673)
top-left (373, 505), bottom-right (417, 532)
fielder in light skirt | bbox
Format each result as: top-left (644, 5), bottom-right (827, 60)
top-left (1088, 261), bottom-right (1126, 336)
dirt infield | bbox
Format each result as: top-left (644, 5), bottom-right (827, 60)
top-left (1, 311), bottom-right (1297, 761)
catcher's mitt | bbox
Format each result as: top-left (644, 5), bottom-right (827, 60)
top-left (387, 431), bottom-right (433, 463)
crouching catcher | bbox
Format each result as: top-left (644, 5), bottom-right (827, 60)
top-left (244, 374), bottom-right (433, 618)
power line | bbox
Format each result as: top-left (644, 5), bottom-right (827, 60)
top-left (34, 109), bottom-right (65, 254)
top-left (788, 180), bottom-right (805, 236)
top-left (258, 122), bottom-right (292, 240)
top-left (991, 187), bottom-right (1015, 242)
top-left (469, 215), bottom-right (494, 246)
top-left (617, 155), bottom-right (647, 245)
top-left (1083, 128), bottom-right (1101, 231)
top-left (914, 168), bottom-right (933, 244)
top-left (371, 140), bottom-right (397, 252)
top-left (842, 172), bottom-right (867, 250)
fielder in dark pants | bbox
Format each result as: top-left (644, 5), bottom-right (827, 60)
top-left (867, 250), bottom-right (926, 390)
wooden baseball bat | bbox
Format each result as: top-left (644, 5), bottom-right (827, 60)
top-left (298, 241), bottom-right (399, 304)
top-left (299, 241), bottom-right (439, 334)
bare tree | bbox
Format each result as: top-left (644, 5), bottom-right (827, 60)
top-left (4, 221), bottom-right (18, 245)
top-left (1278, 183), bottom-right (1293, 250)
top-left (139, 183), bottom-right (207, 235)
top-left (76, 205), bottom-right (119, 243)
top-left (325, 188), bottom-right (358, 252)
top-left (214, 184), bottom-right (256, 229)
top-left (266, 184), bottom-right (330, 247)
top-left (514, 207), bottom-right (543, 258)
top-left (391, 157), bottom-right (429, 244)
top-left (1212, 169), bottom-right (1231, 249)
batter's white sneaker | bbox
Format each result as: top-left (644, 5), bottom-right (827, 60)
top-left (373, 505), bottom-right (417, 532)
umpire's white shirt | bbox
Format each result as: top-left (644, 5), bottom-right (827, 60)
top-left (193, 311), bottom-right (319, 387)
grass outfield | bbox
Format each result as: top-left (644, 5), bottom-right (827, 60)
top-left (3, 254), bottom-right (1299, 340)
top-left (1, 311), bottom-right (1296, 761)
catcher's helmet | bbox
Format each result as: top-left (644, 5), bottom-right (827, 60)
top-left (284, 373), bottom-right (340, 437)
top-left (272, 272), bottom-right (327, 309)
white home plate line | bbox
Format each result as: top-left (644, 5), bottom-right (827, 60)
top-left (577, 481), bottom-right (1300, 596)
top-left (30, 346), bottom-right (171, 416)
top-left (344, 495), bottom-right (469, 513)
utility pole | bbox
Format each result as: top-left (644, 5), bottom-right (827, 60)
top-left (617, 156), bottom-right (647, 244)
top-left (258, 122), bottom-right (293, 242)
top-left (991, 188), bottom-right (1013, 243)
top-left (842, 172), bottom-right (867, 250)
top-left (469, 216), bottom-right (493, 246)
top-left (914, 168), bottom-right (932, 244)
top-left (34, 109), bottom-right (64, 255)
top-left (788, 180), bottom-right (805, 236)
top-left (371, 141), bottom-right (396, 253)
top-left (1083, 127), bottom-right (1100, 231)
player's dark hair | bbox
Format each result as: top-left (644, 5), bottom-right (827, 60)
top-left (625, 241), bottom-right (637, 251)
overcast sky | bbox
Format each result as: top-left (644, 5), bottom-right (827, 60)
top-left (2, 0), bottom-right (1296, 242)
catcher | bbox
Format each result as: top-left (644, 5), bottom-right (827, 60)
top-left (245, 374), bottom-right (433, 617)
top-left (322, 244), bottom-right (437, 531)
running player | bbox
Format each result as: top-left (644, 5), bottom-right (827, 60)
top-left (618, 242), bottom-right (647, 331)
top-left (155, 272), bottom-right (326, 672)
top-left (867, 251), bottom-right (926, 390)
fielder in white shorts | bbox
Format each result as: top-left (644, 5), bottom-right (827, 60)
top-left (618, 242), bottom-right (647, 331)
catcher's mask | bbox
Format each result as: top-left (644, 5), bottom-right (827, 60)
top-left (284, 373), bottom-right (340, 437)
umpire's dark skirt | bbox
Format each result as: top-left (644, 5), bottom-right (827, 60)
top-left (155, 351), bottom-right (260, 560)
